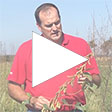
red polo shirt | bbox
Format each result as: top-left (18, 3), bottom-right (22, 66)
top-left (7, 34), bottom-right (99, 111)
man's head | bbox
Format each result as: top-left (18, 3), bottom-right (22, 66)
top-left (35, 3), bottom-right (63, 44)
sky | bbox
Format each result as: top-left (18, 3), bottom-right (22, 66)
top-left (0, 0), bottom-right (112, 54)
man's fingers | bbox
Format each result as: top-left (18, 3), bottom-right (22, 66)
top-left (35, 101), bottom-right (43, 110)
top-left (38, 96), bottom-right (50, 106)
top-left (30, 96), bottom-right (50, 110)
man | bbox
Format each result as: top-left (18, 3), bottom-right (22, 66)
top-left (7, 3), bottom-right (101, 112)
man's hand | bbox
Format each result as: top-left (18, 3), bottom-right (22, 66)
top-left (30, 96), bottom-right (50, 110)
top-left (78, 73), bottom-right (101, 87)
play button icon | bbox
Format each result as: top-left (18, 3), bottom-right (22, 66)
top-left (32, 32), bottom-right (87, 87)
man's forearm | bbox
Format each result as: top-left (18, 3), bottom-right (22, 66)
top-left (8, 82), bottom-right (29, 103)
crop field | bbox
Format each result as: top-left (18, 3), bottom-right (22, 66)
top-left (0, 57), bottom-right (112, 112)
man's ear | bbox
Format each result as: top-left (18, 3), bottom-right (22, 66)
top-left (36, 23), bottom-right (42, 32)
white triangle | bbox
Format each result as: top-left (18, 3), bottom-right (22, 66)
top-left (32, 32), bottom-right (87, 87)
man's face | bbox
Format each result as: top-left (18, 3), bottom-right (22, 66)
top-left (37, 7), bottom-right (62, 43)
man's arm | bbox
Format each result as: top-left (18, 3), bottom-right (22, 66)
top-left (8, 81), bottom-right (29, 103)
top-left (8, 81), bottom-right (50, 110)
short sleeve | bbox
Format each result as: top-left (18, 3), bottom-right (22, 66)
top-left (7, 43), bottom-right (27, 84)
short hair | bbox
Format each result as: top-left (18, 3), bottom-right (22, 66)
top-left (35, 3), bottom-right (61, 25)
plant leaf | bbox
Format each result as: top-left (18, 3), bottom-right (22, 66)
top-left (43, 104), bottom-right (49, 110)
top-left (61, 99), bottom-right (68, 104)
